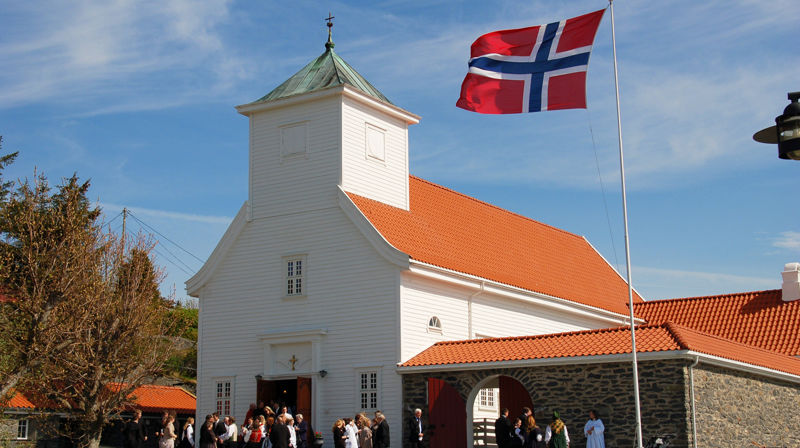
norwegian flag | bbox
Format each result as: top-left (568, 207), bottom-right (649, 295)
top-left (457, 9), bottom-right (605, 114)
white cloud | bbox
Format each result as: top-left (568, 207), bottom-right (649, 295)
top-left (101, 202), bottom-right (232, 225)
top-left (634, 265), bottom-right (777, 300)
top-left (773, 231), bottom-right (800, 250)
top-left (0, 0), bottom-right (241, 111)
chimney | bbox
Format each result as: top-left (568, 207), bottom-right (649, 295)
top-left (782, 262), bottom-right (800, 302)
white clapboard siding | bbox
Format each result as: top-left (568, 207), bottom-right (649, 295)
top-left (197, 205), bottom-right (406, 443)
top-left (340, 96), bottom-right (409, 210)
top-left (399, 272), bottom-right (615, 363)
top-left (249, 97), bottom-right (342, 220)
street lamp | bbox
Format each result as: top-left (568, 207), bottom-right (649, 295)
top-left (753, 91), bottom-right (800, 160)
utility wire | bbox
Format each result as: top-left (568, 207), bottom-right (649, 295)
top-left (105, 211), bottom-right (123, 227)
top-left (126, 212), bottom-right (205, 264)
top-left (124, 224), bottom-right (197, 275)
top-left (126, 228), bottom-right (194, 276)
top-left (587, 109), bottom-right (621, 273)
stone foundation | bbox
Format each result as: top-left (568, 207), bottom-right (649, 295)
top-left (402, 358), bottom-right (800, 448)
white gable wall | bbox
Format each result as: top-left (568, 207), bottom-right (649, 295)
top-left (340, 95), bottom-right (410, 210)
top-left (196, 206), bottom-right (405, 441)
top-left (400, 271), bottom-right (622, 363)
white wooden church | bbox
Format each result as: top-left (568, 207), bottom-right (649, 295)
top-left (186, 31), bottom-right (641, 445)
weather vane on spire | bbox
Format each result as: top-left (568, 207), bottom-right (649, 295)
top-left (325, 12), bottom-right (335, 49)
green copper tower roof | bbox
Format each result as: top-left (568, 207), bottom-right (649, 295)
top-left (253, 39), bottom-right (393, 106)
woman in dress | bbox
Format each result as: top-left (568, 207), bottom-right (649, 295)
top-left (525, 415), bottom-right (546, 448)
top-left (200, 420), bottom-right (218, 448)
top-left (332, 419), bottom-right (346, 448)
top-left (244, 416), bottom-right (263, 448)
top-left (285, 415), bottom-right (297, 448)
top-left (344, 418), bottom-right (358, 448)
top-left (357, 414), bottom-right (373, 448)
top-left (160, 414), bottom-right (178, 448)
top-left (179, 417), bottom-right (195, 448)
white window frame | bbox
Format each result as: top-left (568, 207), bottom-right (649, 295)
top-left (478, 387), bottom-right (497, 411)
top-left (284, 255), bottom-right (307, 299)
top-left (280, 122), bottom-right (309, 160)
top-left (16, 418), bottom-right (29, 440)
top-left (427, 316), bottom-right (442, 334)
top-left (214, 377), bottom-right (234, 416)
top-left (365, 123), bottom-right (387, 163)
top-left (355, 368), bottom-right (381, 413)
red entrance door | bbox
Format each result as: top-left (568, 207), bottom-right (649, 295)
top-left (427, 378), bottom-right (466, 448)
top-left (297, 377), bottom-right (312, 446)
top-left (499, 376), bottom-right (534, 420)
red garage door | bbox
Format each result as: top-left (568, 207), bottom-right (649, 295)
top-left (499, 375), bottom-right (534, 421)
top-left (428, 378), bottom-right (466, 448)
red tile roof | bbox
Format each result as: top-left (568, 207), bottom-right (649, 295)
top-left (634, 290), bottom-right (800, 356)
top-left (5, 390), bottom-right (36, 409)
top-left (400, 322), bottom-right (800, 378)
top-left (127, 384), bottom-right (196, 414)
top-left (4, 385), bottom-right (195, 414)
top-left (348, 176), bottom-right (642, 316)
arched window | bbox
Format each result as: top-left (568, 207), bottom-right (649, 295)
top-left (427, 316), bottom-right (442, 333)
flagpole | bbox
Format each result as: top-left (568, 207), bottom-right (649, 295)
top-left (609, 1), bottom-right (644, 447)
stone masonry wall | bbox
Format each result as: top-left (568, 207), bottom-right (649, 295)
top-left (692, 364), bottom-right (800, 448)
top-left (403, 359), bottom-right (692, 448)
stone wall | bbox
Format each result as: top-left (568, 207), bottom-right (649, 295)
top-left (692, 364), bottom-right (800, 448)
top-left (402, 359), bottom-right (694, 448)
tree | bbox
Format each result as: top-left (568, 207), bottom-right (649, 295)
top-left (0, 166), bottom-right (181, 448)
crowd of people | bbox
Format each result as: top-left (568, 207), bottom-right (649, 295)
top-left (122, 402), bottom-right (311, 448)
top-left (494, 408), bottom-right (606, 448)
top-left (330, 410), bottom-right (390, 448)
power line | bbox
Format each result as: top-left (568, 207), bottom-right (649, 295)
top-left (126, 211), bottom-right (205, 264)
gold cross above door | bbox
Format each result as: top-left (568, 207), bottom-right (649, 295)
top-left (289, 355), bottom-right (298, 371)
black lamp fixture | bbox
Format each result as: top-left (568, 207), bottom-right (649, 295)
top-left (255, 374), bottom-right (263, 381)
top-left (318, 369), bottom-right (328, 378)
top-left (753, 91), bottom-right (800, 160)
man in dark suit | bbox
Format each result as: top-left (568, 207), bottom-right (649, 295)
top-left (374, 411), bottom-right (391, 448)
top-left (495, 408), bottom-right (512, 448)
top-left (213, 412), bottom-right (226, 447)
top-left (269, 414), bottom-right (291, 448)
top-left (406, 408), bottom-right (425, 448)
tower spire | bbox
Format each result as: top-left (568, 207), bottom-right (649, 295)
top-left (325, 12), bottom-right (335, 50)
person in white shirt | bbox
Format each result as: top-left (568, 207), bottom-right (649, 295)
top-left (584, 410), bottom-right (605, 448)
top-left (218, 417), bottom-right (238, 448)
top-left (181, 417), bottom-right (195, 448)
top-left (285, 415), bottom-right (297, 448)
top-left (344, 418), bottom-right (358, 448)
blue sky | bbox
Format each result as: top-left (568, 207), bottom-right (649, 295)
top-left (1, 0), bottom-right (798, 303)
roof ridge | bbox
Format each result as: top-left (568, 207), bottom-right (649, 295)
top-left (664, 320), bottom-right (800, 360)
top-left (432, 323), bottom-right (663, 347)
top-left (636, 289), bottom-right (781, 306)
top-left (409, 175), bottom-right (585, 241)
top-left (327, 48), bottom-right (344, 85)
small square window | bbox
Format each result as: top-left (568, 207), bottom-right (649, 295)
top-left (281, 123), bottom-right (308, 158)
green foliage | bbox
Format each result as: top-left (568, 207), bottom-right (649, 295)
top-left (165, 304), bottom-right (198, 340)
